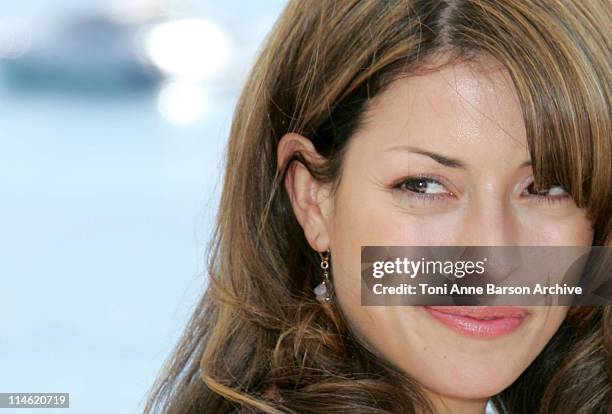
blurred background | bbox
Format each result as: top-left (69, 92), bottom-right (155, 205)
top-left (0, 0), bottom-right (288, 412)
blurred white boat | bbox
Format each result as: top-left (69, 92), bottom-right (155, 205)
top-left (0, 14), bottom-right (163, 92)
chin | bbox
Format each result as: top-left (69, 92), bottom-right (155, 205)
top-left (416, 363), bottom-right (522, 400)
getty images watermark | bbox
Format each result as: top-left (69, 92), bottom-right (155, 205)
top-left (361, 246), bottom-right (612, 306)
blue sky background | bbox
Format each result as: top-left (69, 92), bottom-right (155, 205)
top-left (0, 1), bottom-right (288, 413)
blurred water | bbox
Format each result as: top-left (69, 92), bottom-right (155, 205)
top-left (0, 1), bottom-right (287, 413)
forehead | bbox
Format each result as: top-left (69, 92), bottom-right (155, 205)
top-left (351, 56), bottom-right (528, 157)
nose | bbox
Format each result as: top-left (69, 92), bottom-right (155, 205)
top-left (456, 191), bottom-right (519, 246)
top-left (455, 192), bottom-right (522, 286)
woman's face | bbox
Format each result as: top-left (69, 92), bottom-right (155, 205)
top-left (279, 56), bottom-right (593, 410)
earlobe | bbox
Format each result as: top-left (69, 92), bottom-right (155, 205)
top-left (277, 133), bottom-right (331, 252)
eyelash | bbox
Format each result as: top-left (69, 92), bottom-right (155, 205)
top-left (391, 175), bottom-right (454, 203)
top-left (522, 181), bottom-right (572, 205)
top-left (391, 176), bottom-right (572, 205)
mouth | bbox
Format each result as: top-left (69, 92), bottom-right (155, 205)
top-left (422, 306), bottom-right (530, 339)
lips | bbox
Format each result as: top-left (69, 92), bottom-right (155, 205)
top-left (423, 306), bottom-right (529, 338)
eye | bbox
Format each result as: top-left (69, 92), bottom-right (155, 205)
top-left (392, 176), bottom-right (452, 198)
top-left (523, 181), bottom-right (571, 204)
top-left (400, 177), bottom-right (447, 194)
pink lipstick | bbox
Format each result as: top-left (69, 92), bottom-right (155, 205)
top-left (423, 306), bottom-right (529, 338)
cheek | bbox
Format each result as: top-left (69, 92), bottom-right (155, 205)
top-left (518, 208), bottom-right (594, 245)
top-left (331, 188), bottom-right (460, 248)
top-left (328, 189), bottom-right (462, 306)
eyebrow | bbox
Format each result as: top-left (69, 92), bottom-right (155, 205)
top-left (385, 145), bottom-right (466, 168)
top-left (385, 145), bottom-right (532, 169)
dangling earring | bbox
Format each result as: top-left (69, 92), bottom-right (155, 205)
top-left (314, 249), bottom-right (332, 303)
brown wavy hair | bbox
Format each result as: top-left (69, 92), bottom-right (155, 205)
top-left (143, 1), bottom-right (611, 413)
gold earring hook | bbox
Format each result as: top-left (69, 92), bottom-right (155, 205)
top-left (318, 249), bottom-right (330, 262)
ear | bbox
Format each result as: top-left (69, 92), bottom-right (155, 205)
top-left (277, 132), bottom-right (332, 252)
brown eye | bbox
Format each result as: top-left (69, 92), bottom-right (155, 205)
top-left (398, 177), bottom-right (448, 194)
top-left (525, 182), bottom-right (568, 197)
top-left (523, 181), bottom-right (572, 206)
